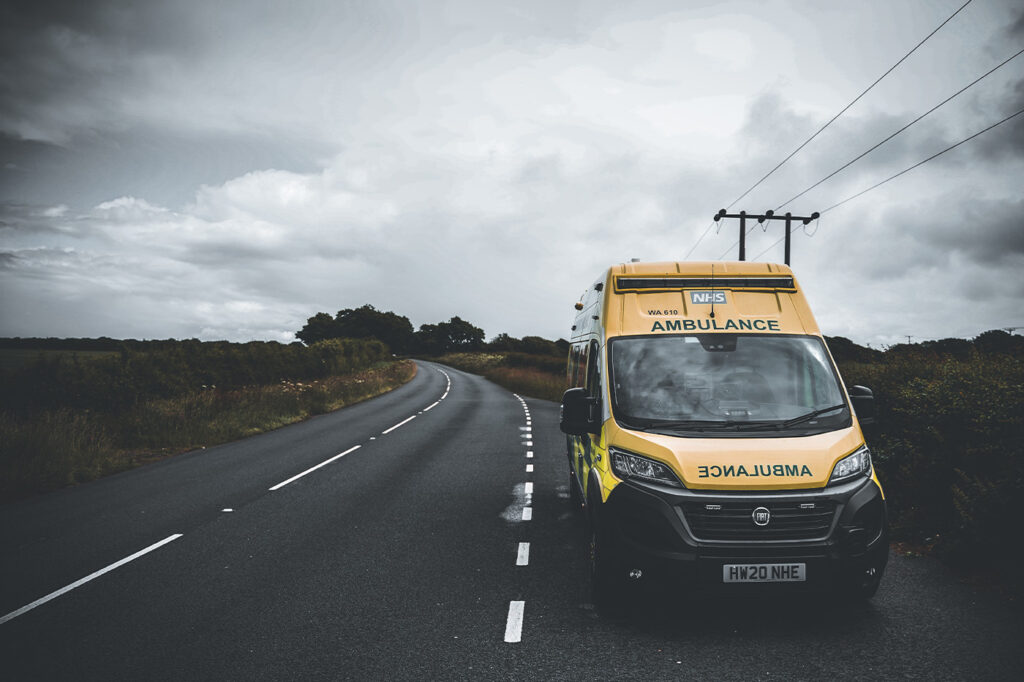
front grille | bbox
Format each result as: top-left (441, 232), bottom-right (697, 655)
top-left (681, 500), bottom-right (836, 541)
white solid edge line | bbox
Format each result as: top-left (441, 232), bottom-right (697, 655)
top-left (382, 414), bottom-right (416, 435)
top-left (423, 400), bottom-right (441, 412)
top-left (516, 542), bottom-right (530, 566)
top-left (269, 445), bottom-right (361, 490)
top-left (504, 601), bottom-right (525, 642)
top-left (0, 534), bottom-right (183, 626)
top-left (522, 507), bottom-right (533, 521)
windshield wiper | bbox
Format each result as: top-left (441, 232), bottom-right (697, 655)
top-left (625, 405), bottom-right (846, 433)
top-left (628, 418), bottom-right (767, 432)
top-left (626, 419), bottom-right (726, 432)
top-left (776, 403), bottom-right (847, 429)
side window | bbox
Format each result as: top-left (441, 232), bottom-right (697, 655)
top-left (577, 343), bottom-right (590, 389)
top-left (586, 340), bottom-right (601, 400)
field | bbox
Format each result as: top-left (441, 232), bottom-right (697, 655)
top-left (0, 338), bottom-right (415, 501)
top-left (0, 348), bottom-right (117, 373)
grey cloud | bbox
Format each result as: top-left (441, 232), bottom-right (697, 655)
top-left (967, 78), bottom-right (1024, 163)
top-left (931, 196), bottom-right (1024, 262)
top-left (0, 128), bottom-right (328, 210)
top-left (1007, 6), bottom-right (1024, 38)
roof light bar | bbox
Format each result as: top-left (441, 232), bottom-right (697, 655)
top-left (616, 276), bottom-right (795, 291)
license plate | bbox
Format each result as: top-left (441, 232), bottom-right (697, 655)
top-left (722, 563), bottom-right (806, 583)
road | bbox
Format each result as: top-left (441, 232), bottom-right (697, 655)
top-left (2, 360), bottom-right (1022, 680)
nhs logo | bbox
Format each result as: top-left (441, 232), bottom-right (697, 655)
top-left (690, 291), bottom-right (727, 305)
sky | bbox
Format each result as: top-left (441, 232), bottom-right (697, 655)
top-left (1, 0), bottom-right (1022, 347)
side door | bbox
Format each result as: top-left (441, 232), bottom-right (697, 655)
top-left (580, 339), bottom-right (603, 499)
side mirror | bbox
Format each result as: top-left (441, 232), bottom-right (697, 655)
top-left (848, 385), bottom-right (876, 426)
top-left (560, 387), bottom-right (599, 436)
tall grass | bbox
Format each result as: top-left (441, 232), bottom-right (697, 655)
top-left (0, 361), bottom-right (415, 501)
top-left (437, 352), bottom-right (566, 402)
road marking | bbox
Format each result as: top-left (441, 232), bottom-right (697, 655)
top-left (423, 400), bottom-right (441, 412)
top-left (525, 440), bottom-right (533, 446)
top-left (221, 508), bottom-right (233, 513)
top-left (0, 534), bottom-right (183, 626)
top-left (269, 445), bottom-right (361, 490)
top-left (516, 542), bottom-right (530, 566)
top-left (526, 464), bottom-right (534, 473)
top-left (382, 414), bottom-right (416, 434)
top-left (522, 507), bottom-right (532, 521)
top-left (526, 451), bottom-right (533, 458)
top-left (504, 601), bottom-right (525, 642)
top-left (524, 482), bottom-right (533, 494)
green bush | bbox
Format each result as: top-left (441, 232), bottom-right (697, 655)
top-left (0, 338), bottom-right (389, 412)
top-left (839, 350), bottom-right (1024, 575)
top-left (0, 337), bottom-right (408, 501)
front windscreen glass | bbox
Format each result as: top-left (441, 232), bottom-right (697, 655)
top-left (609, 334), bottom-right (849, 436)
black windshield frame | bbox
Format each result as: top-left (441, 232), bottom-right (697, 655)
top-left (607, 333), bottom-right (852, 438)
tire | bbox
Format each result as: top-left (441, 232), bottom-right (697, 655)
top-left (837, 564), bottom-right (883, 601)
top-left (588, 495), bottom-right (628, 613)
top-left (568, 466), bottom-right (582, 510)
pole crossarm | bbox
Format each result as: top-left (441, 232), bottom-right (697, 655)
top-left (712, 209), bottom-right (820, 265)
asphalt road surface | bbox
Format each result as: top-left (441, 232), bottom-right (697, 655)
top-left (2, 361), bottom-right (1022, 680)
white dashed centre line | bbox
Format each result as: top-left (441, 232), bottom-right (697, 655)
top-left (526, 464), bottom-right (534, 473)
top-left (522, 507), bottom-right (533, 521)
top-left (382, 414), bottom-right (416, 434)
top-left (505, 601), bottom-right (525, 642)
top-left (269, 445), bottom-right (361, 490)
top-left (516, 542), bottom-right (530, 566)
top-left (0, 534), bottom-right (183, 626)
top-left (524, 482), bottom-right (533, 494)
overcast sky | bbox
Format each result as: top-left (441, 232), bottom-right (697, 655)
top-left (1, 0), bottom-right (1022, 347)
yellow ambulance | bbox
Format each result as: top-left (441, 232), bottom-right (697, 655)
top-left (560, 261), bottom-right (887, 606)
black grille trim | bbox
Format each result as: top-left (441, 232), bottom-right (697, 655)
top-left (681, 501), bottom-right (836, 541)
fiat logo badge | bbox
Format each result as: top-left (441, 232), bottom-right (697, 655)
top-left (752, 506), bottom-right (771, 527)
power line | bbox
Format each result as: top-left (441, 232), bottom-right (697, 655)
top-left (683, 219), bottom-right (717, 260)
top-left (722, 0), bottom-right (973, 212)
top-left (821, 105), bottom-right (1024, 213)
top-left (748, 104), bottom-right (1024, 259)
top-left (775, 45), bottom-right (1024, 211)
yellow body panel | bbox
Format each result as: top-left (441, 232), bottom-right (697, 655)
top-left (571, 261), bottom-right (879, 500)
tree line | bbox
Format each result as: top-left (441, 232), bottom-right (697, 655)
top-left (296, 305), bottom-right (568, 357)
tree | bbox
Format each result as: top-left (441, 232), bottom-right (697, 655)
top-left (295, 305), bottom-right (415, 353)
top-left (440, 316), bottom-right (485, 351)
top-left (296, 313), bottom-right (337, 345)
top-left (334, 305), bottom-right (415, 354)
top-left (412, 316), bottom-right (485, 355)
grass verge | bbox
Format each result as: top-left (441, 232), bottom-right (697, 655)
top-left (436, 352), bottom-right (566, 402)
top-left (0, 360), bottom-right (416, 502)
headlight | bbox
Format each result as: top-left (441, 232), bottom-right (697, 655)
top-left (829, 445), bottom-right (872, 485)
top-left (610, 447), bottom-right (683, 488)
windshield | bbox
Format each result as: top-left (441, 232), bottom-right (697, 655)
top-left (609, 334), bottom-right (849, 435)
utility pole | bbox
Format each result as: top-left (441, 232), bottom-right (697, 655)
top-left (712, 209), bottom-right (820, 265)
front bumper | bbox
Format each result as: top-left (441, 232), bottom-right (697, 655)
top-left (601, 475), bottom-right (888, 591)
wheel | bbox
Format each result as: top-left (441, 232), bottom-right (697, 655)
top-left (568, 466), bottom-right (582, 510)
top-left (837, 563), bottom-right (884, 601)
top-left (587, 496), bottom-right (628, 612)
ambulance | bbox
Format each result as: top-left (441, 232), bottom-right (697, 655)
top-left (560, 261), bottom-right (887, 606)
